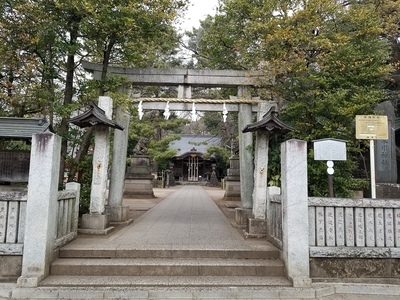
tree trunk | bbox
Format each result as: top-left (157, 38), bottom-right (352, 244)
top-left (59, 19), bottom-right (80, 186)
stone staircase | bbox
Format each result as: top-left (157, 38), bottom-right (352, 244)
top-left (40, 247), bottom-right (291, 287)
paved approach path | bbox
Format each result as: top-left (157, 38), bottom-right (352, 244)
top-left (63, 185), bottom-right (270, 252)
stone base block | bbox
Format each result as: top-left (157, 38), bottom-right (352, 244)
top-left (105, 205), bottom-right (130, 223)
top-left (81, 213), bottom-right (109, 229)
top-left (223, 180), bottom-right (241, 200)
top-left (291, 276), bottom-right (312, 287)
top-left (0, 255), bottom-right (22, 282)
top-left (235, 208), bottom-right (252, 226)
top-left (376, 183), bottom-right (400, 198)
top-left (79, 213), bottom-right (114, 235)
top-left (244, 218), bottom-right (267, 238)
top-left (17, 276), bottom-right (42, 287)
top-left (124, 178), bottom-right (155, 198)
top-left (310, 257), bottom-right (399, 279)
top-left (110, 219), bottom-right (133, 226)
top-left (78, 227), bottom-right (114, 235)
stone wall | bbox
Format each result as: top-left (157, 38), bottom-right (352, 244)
top-left (310, 258), bottom-right (400, 281)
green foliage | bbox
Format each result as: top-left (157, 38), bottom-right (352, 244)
top-left (128, 107), bottom-right (188, 172)
top-left (0, 0), bottom-right (189, 189)
top-left (147, 135), bottom-right (180, 171)
top-left (75, 152), bottom-right (93, 215)
top-left (188, 0), bottom-right (396, 196)
top-left (0, 140), bottom-right (30, 151)
top-left (204, 146), bottom-right (230, 177)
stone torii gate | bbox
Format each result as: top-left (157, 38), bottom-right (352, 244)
top-left (82, 61), bottom-right (268, 214)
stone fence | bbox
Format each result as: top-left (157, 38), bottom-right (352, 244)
top-left (268, 139), bottom-right (400, 285)
top-left (55, 183), bottom-right (80, 248)
top-left (0, 188), bottom-right (27, 256)
top-left (0, 184), bottom-right (80, 253)
top-left (0, 133), bottom-right (82, 286)
top-left (308, 197), bottom-right (400, 258)
top-left (267, 193), bottom-right (400, 257)
top-left (0, 182), bottom-right (80, 281)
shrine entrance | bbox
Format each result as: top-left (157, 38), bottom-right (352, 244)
top-left (82, 61), bottom-right (265, 209)
top-left (187, 155), bottom-right (199, 182)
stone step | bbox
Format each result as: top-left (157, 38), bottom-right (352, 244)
top-left (59, 248), bottom-right (280, 259)
top-left (50, 258), bottom-right (285, 277)
top-left (40, 275), bottom-right (292, 287)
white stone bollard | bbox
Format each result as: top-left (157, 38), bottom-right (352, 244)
top-left (17, 133), bottom-right (61, 287)
top-left (281, 139), bottom-right (311, 287)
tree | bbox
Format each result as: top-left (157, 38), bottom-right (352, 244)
top-left (128, 107), bottom-right (189, 172)
top-left (0, 0), bottom-right (188, 184)
top-left (187, 0), bottom-right (396, 196)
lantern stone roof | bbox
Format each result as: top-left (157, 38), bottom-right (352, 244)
top-left (68, 101), bottom-right (124, 130)
top-left (242, 107), bottom-right (294, 135)
top-left (0, 117), bottom-right (53, 140)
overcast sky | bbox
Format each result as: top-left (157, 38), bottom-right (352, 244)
top-left (178, 0), bottom-right (219, 32)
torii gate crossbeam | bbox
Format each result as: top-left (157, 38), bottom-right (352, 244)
top-left (82, 61), bottom-right (261, 87)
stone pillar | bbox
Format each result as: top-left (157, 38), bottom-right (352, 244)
top-left (252, 102), bottom-right (274, 219)
top-left (375, 101), bottom-right (397, 184)
top-left (244, 131), bottom-right (269, 237)
top-left (281, 139), bottom-right (311, 287)
top-left (107, 107), bottom-right (132, 225)
top-left (17, 133), bottom-right (61, 287)
top-left (252, 131), bottom-right (269, 219)
top-left (238, 86), bottom-right (253, 209)
top-left (80, 96), bottom-right (114, 234)
top-left (178, 85), bottom-right (192, 99)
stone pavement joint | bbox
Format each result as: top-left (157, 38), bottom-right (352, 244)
top-left (1, 284), bottom-right (400, 299)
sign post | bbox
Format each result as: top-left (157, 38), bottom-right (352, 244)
top-left (313, 139), bottom-right (347, 197)
top-left (355, 115), bottom-right (388, 199)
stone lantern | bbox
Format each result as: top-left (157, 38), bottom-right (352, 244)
top-left (241, 106), bottom-right (293, 237)
top-left (68, 98), bottom-right (125, 234)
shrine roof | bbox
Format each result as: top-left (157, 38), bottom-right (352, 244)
top-left (170, 134), bottom-right (221, 157)
top-left (0, 117), bottom-right (53, 140)
top-left (242, 107), bottom-right (294, 135)
top-left (68, 101), bottom-right (124, 130)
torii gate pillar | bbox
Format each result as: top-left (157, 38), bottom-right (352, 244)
top-left (238, 86), bottom-right (254, 209)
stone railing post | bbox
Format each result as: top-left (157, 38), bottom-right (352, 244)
top-left (17, 133), bottom-right (61, 287)
top-left (266, 186), bottom-right (280, 220)
top-left (65, 182), bottom-right (81, 234)
top-left (281, 139), bottom-right (311, 287)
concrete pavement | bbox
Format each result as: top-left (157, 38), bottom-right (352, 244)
top-left (1, 185), bottom-right (400, 299)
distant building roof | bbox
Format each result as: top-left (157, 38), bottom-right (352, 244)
top-left (170, 134), bottom-right (221, 157)
top-left (0, 117), bottom-right (52, 140)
